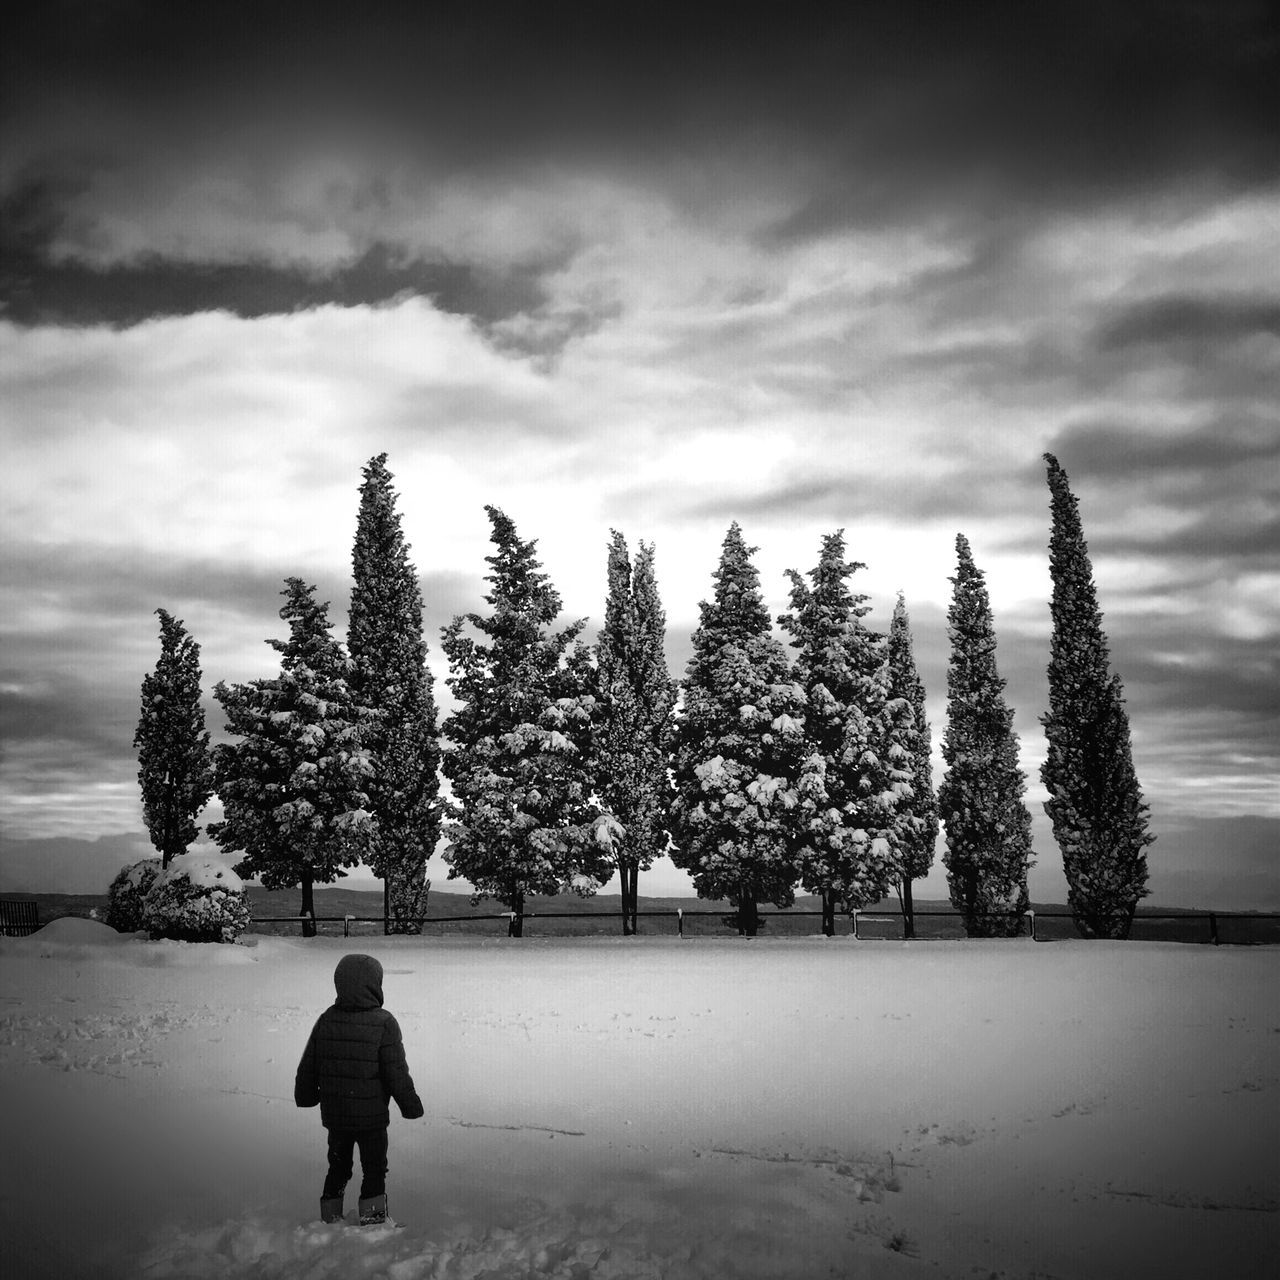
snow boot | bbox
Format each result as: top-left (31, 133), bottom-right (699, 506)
top-left (321, 1196), bottom-right (344, 1224)
top-left (358, 1194), bottom-right (387, 1226)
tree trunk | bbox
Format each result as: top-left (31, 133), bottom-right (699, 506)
top-left (508, 888), bottom-right (525, 938)
top-left (385, 853), bottom-right (428, 935)
top-left (621, 863), bottom-right (638, 935)
top-left (300, 868), bottom-right (316, 938)
top-left (739, 892), bottom-right (759, 938)
top-left (821, 889), bottom-right (836, 938)
top-left (899, 877), bottom-right (916, 940)
top-left (161, 771), bottom-right (175, 870)
top-left (1074, 905), bottom-right (1135, 941)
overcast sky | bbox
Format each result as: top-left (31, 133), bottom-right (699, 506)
top-left (2, 2), bottom-right (1277, 908)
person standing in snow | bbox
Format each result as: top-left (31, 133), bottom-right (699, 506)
top-left (295, 953), bottom-right (424, 1225)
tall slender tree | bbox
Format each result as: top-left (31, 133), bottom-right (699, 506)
top-left (671, 523), bottom-right (806, 937)
top-left (938, 536), bottom-right (1034, 937)
top-left (349, 454), bottom-right (441, 935)
top-left (440, 507), bottom-right (618, 935)
top-left (1042, 454), bottom-right (1153, 939)
top-left (887, 593), bottom-right (939, 939)
top-left (595, 531), bottom-right (676, 934)
top-left (134, 608), bottom-right (214, 868)
top-left (780, 531), bottom-right (911, 936)
top-left (211, 579), bottom-right (376, 936)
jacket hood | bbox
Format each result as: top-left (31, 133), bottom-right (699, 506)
top-left (333, 953), bottom-right (384, 1011)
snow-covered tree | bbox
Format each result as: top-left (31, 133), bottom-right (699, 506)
top-left (780, 531), bottom-right (911, 936)
top-left (1043, 454), bottom-right (1153, 939)
top-left (349, 453), bottom-right (441, 934)
top-left (133, 608), bottom-right (214, 868)
top-left (440, 508), bottom-right (618, 935)
top-left (671, 523), bottom-right (806, 936)
top-left (887, 593), bottom-right (939, 938)
top-left (105, 858), bottom-right (161, 932)
top-left (594, 531), bottom-right (676, 934)
top-left (141, 854), bottom-right (251, 944)
top-left (210, 579), bottom-right (376, 936)
top-left (938, 536), bottom-right (1034, 937)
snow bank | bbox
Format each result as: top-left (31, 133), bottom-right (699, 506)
top-left (1, 913), bottom-right (262, 966)
top-left (31, 916), bottom-right (132, 944)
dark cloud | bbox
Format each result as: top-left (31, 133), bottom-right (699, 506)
top-left (1107, 512), bottom-right (1280, 559)
top-left (6, 3), bottom-right (1280, 271)
top-left (1046, 417), bottom-right (1280, 481)
top-left (1096, 295), bottom-right (1280, 351)
top-left (1, 541), bottom-right (477, 641)
top-left (0, 198), bottom-right (549, 327)
top-left (1120, 633), bottom-right (1280, 718)
top-left (998, 421), bottom-right (1280, 561)
top-left (4, 544), bottom-right (287, 623)
top-left (753, 2), bottom-right (1280, 235)
top-left (0, 674), bottom-right (128, 753)
top-left (675, 461), bottom-right (1043, 528)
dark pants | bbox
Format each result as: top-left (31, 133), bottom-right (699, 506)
top-left (322, 1127), bottom-right (388, 1200)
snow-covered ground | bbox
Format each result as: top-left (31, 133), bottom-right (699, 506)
top-left (1, 920), bottom-right (1276, 1279)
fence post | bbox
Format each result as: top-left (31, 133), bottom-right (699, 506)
top-left (1026, 909), bottom-right (1036, 941)
top-left (677, 908), bottom-right (684, 939)
top-left (344, 914), bottom-right (354, 938)
top-left (852, 909), bottom-right (860, 940)
top-left (1209, 913), bottom-right (1219, 945)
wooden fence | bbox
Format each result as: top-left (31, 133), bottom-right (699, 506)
top-left (0, 899), bottom-right (41, 937)
top-left (247, 906), bottom-right (1280, 944)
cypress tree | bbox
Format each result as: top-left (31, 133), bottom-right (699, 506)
top-left (595, 532), bottom-right (676, 934)
top-left (133, 608), bottom-right (214, 868)
top-left (211, 579), bottom-right (376, 935)
top-left (780, 531), bottom-right (910, 936)
top-left (887, 593), bottom-right (939, 939)
top-left (1042, 454), bottom-right (1153, 939)
top-left (349, 454), bottom-right (441, 935)
top-left (938, 535), bottom-right (1034, 937)
top-left (440, 507), bottom-right (618, 935)
top-left (671, 523), bottom-right (806, 936)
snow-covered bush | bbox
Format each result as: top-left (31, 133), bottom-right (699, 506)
top-left (104, 858), bottom-right (162, 932)
top-left (142, 855), bottom-right (250, 943)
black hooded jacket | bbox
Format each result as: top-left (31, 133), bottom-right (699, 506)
top-left (294, 954), bottom-right (424, 1132)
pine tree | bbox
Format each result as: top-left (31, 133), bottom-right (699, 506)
top-left (349, 454), bottom-right (441, 935)
top-left (671, 523), bottom-right (806, 936)
top-left (595, 531), bottom-right (676, 934)
top-left (133, 608), bottom-right (214, 868)
top-left (938, 536), bottom-right (1034, 937)
top-left (210, 579), bottom-right (376, 936)
top-left (440, 507), bottom-right (618, 935)
top-left (887, 593), bottom-right (939, 938)
top-left (780, 531), bottom-right (911, 936)
top-left (1042, 454), bottom-right (1153, 939)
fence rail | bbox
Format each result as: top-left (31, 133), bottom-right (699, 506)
top-left (246, 906), bottom-right (1280, 944)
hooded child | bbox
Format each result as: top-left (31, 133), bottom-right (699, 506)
top-left (295, 953), bottom-right (424, 1225)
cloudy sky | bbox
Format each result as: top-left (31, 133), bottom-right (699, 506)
top-left (2, 1), bottom-right (1278, 908)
